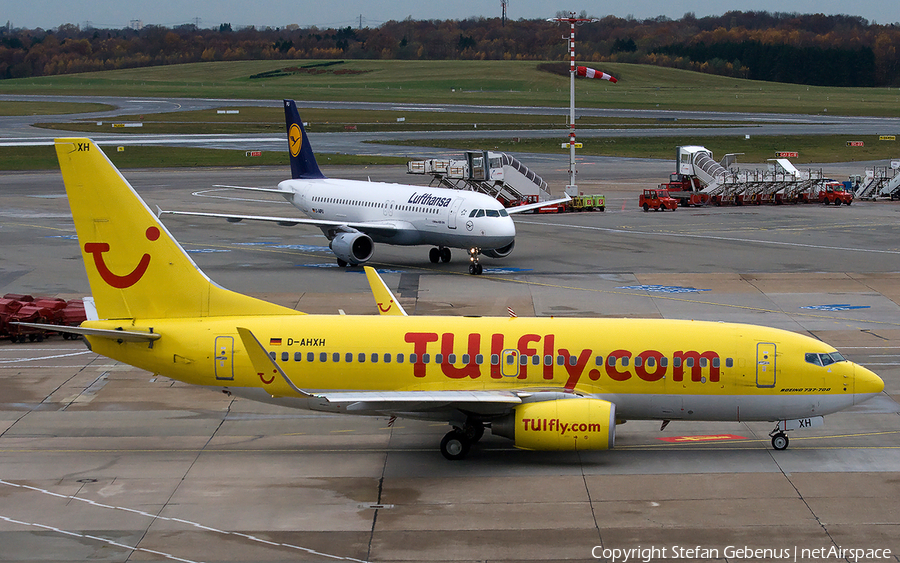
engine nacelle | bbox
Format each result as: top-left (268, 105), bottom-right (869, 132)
top-left (329, 232), bottom-right (374, 265)
top-left (482, 240), bottom-right (515, 259)
top-left (492, 398), bottom-right (615, 451)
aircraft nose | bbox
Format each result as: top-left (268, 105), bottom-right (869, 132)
top-left (853, 363), bottom-right (884, 404)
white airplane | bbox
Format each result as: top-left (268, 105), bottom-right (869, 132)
top-left (161, 100), bottom-right (566, 274)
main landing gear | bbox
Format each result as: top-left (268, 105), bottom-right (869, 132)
top-left (467, 247), bottom-right (483, 275)
top-left (440, 420), bottom-right (485, 460)
top-left (769, 424), bottom-right (790, 450)
top-left (429, 246), bottom-right (452, 264)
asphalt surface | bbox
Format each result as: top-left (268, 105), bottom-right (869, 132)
top-left (2, 157), bottom-right (900, 562)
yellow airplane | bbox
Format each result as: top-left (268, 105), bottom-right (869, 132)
top-left (26, 138), bottom-right (884, 460)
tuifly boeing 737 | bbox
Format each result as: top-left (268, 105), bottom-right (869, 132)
top-left (22, 138), bottom-right (885, 460)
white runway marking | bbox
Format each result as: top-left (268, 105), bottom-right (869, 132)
top-left (0, 479), bottom-right (369, 562)
top-left (0, 351), bottom-right (92, 364)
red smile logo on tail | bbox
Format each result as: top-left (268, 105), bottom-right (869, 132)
top-left (84, 226), bottom-right (160, 288)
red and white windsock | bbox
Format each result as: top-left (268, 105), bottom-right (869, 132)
top-left (576, 66), bottom-right (617, 83)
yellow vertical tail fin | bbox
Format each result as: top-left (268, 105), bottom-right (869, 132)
top-left (55, 138), bottom-right (300, 320)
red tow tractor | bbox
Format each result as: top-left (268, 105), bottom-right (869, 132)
top-left (639, 188), bottom-right (678, 212)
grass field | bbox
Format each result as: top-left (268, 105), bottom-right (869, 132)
top-left (3, 59), bottom-right (900, 117)
top-left (2, 59), bottom-right (899, 169)
top-left (0, 145), bottom-right (409, 171)
top-left (377, 134), bottom-right (900, 164)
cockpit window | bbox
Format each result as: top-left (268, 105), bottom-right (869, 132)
top-left (485, 209), bottom-right (500, 217)
top-left (475, 209), bottom-right (485, 218)
top-left (805, 352), bottom-right (847, 366)
top-left (469, 209), bottom-right (478, 217)
top-left (499, 209), bottom-right (509, 217)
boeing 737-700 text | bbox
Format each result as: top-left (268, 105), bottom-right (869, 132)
top-left (20, 138), bottom-right (885, 460)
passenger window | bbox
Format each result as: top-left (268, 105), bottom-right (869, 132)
top-left (520, 355), bottom-right (528, 365)
top-left (333, 352), bottom-right (340, 363)
top-left (673, 358), bottom-right (681, 368)
top-left (358, 353), bottom-right (366, 363)
top-left (476, 354), bottom-right (484, 364)
top-left (307, 352), bottom-right (314, 362)
top-left (295, 352), bottom-right (303, 362)
top-left (371, 353), bottom-right (378, 363)
top-left (634, 356), bottom-right (643, 367)
top-left (397, 353), bottom-right (404, 363)
top-left (595, 356), bottom-right (603, 366)
top-left (607, 356), bottom-right (616, 367)
top-left (346, 352), bottom-right (353, 363)
top-left (726, 358), bottom-right (733, 368)
top-left (622, 357), bottom-right (629, 367)
top-left (435, 354), bottom-right (443, 364)
top-left (448, 354), bottom-right (457, 364)
top-left (461, 354), bottom-right (469, 364)
top-left (532, 355), bottom-right (540, 365)
top-left (544, 355), bottom-right (553, 366)
top-left (409, 353), bottom-right (417, 363)
top-left (423, 354), bottom-right (430, 364)
top-left (491, 354), bottom-right (499, 365)
top-left (712, 358), bottom-right (720, 368)
top-left (269, 352), bottom-right (276, 361)
top-left (384, 353), bottom-right (391, 363)
top-left (646, 357), bottom-right (655, 367)
top-left (700, 358), bottom-right (707, 368)
top-left (685, 358), bottom-right (694, 368)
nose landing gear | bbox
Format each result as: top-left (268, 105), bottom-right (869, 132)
top-left (769, 425), bottom-right (790, 450)
top-left (467, 247), bottom-right (483, 275)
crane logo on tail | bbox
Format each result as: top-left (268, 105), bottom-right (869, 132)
top-left (84, 226), bottom-right (160, 288)
top-left (288, 123), bottom-right (303, 157)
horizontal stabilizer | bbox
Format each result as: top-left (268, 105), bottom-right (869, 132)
top-left (506, 195), bottom-right (571, 214)
top-left (11, 322), bottom-right (160, 342)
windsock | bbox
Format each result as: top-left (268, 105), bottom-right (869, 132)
top-left (576, 66), bottom-right (617, 83)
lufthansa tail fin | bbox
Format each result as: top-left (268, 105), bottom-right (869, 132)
top-left (55, 138), bottom-right (301, 321)
top-left (284, 99), bottom-right (325, 180)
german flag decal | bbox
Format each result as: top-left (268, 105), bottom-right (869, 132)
top-left (269, 338), bottom-right (283, 346)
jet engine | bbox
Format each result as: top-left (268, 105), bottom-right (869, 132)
top-left (492, 398), bottom-right (615, 451)
top-left (329, 232), bottom-right (374, 265)
top-left (482, 240), bottom-right (515, 258)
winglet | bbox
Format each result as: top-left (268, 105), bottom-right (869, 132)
top-left (364, 267), bottom-right (408, 316)
top-left (236, 327), bottom-right (319, 399)
top-left (283, 99), bottom-right (325, 180)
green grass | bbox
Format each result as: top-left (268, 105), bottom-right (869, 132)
top-left (3, 59), bottom-right (900, 117)
top-left (0, 145), bottom-right (409, 171)
top-left (377, 134), bottom-right (900, 164)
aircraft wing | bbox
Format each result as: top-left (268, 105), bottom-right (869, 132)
top-left (237, 326), bottom-right (526, 415)
top-left (157, 209), bottom-right (403, 234)
top-left (505, 195), bottom-right (572, 215)
top-left (212, 184), bottom-right (293, 195)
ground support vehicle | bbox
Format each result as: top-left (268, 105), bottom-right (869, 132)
top-left (639, 189), bottom-right (678, 211)
top-left (1, 294), bottom-right (87, 342)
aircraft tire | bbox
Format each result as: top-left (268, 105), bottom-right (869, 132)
top-left (337, 258), bottom-right (348, 267)
top-left (429, 248), bottom-right (440, 263)
top-left (440, 248), bottom-right (451, 263)
top-left (771, 433), bottom-right (789, 451)
top-left (440, 430), bottom-right (471, 460)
